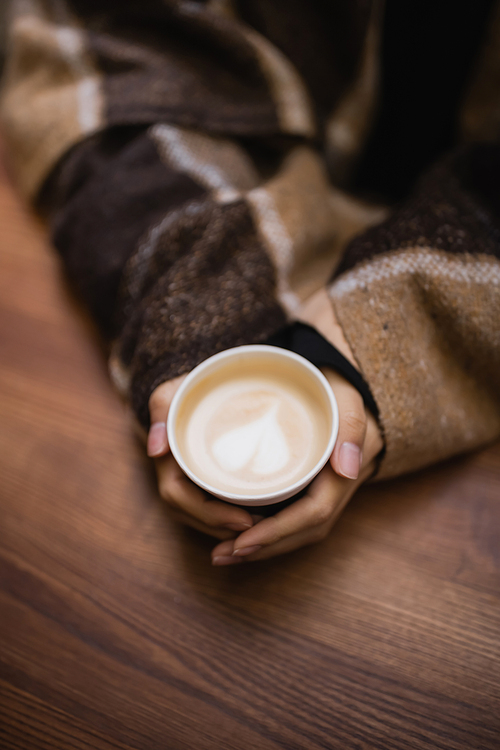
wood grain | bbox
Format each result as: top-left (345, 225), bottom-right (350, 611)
top-left (0, 154), bottom-right (499, 750)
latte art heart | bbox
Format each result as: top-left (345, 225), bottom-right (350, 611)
top-left (211, 404), bottom-right (289, 476)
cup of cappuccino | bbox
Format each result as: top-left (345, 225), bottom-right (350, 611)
top-left (167, 345), bottom-right (339, 507)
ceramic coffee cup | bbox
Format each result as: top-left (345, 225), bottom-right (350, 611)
top-left (167, 345), bottom-right (339, 506)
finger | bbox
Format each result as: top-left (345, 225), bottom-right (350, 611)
top-left (211, 538), bottom-right (238, 564)
top-left (323, 369), bottom-right (367, 480)
top-left (147, 374), bottom-right (187, 457)
top-left (167, 508), bottom-right (239, 541)
top-left (212, 465), bottom-right (343, 559)
top-left (156, 454), bottom-right (255, 532)
top-left (207, 514), bottom-right (265, 561)
top-left (212, 474), bottom-right (357, 564)
top-left (214, 533), bottom-right (307, 565)
top-left (211, 529), bottom-right (324, 564)
top-left (147, 421), bottom-right (169, 458)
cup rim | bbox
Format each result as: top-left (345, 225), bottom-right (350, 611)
top-left (166, 345), bottom-right (339, 505)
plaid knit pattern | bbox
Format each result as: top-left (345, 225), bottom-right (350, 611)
top-left (1, 0), bottom-right (499, 478)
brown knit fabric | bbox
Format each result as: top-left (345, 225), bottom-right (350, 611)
top-left (77, 1), bottom-right (281, 134)
top-left (1, 0), bottom-right (500, 478)
top-left (47, 127), bottom-right (207, 334)
top-left (335, 145), bottom-right (500, 278)
top-left (119, 198), bottom-right (288, 426)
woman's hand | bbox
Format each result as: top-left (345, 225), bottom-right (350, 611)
top-left (148, 375), bottom-right (258, 540)
top-left (210, 288), bottom-right (384, 564)
top-left (210, 393), bottom-right (382, 564)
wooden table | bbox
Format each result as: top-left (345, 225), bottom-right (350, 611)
top-left (0, 155), bottom-right (499, 750)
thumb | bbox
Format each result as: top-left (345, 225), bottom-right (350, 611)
top-left (147, 374), bottom-right (187, 457)
top-left (323, 369), bottom-right (367, 480)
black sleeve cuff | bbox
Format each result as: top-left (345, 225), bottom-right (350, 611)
top-left (265, 321), bottom-right (379, 420)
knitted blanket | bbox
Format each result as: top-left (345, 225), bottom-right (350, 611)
top-left (1, 0), bottom-right (499, 478)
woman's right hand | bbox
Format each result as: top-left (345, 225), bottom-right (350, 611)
top-left (147, 375), bottom-right (258, 540)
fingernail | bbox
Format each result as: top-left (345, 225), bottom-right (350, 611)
top-left (212, 556), bottom-right (244, 566)
top-left (224, 522), bottom-right (253, 532)
top-left (147, 422), bottom-right (167, 456)
top-left (338, 442), bottom-right (361, 479)
top-left (250, 514), bottom-right (265, 524)
top-left (232, 545), bottom-right (262, 557)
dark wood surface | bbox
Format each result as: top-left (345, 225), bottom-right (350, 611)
top-left (0, 155), bottom-right (499, 750)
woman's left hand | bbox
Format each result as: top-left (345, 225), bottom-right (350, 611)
top-left (210, 288), bottom-right (384, 565)
top-left (211, 376), bottom-right (382, 564)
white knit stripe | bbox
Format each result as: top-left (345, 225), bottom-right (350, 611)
top-left (331, 248), bottom-right (500, 298)
top-left (240, 26), bottom-right (315, 137)
top-left (53, 21), bottom-right (102, 133)
top-left (54, 25), bottom-right (88, 74)
top-left (246, 187), bottom-right (300, 314)
top-left (152, 124), bottom-right (236, 193)
top-left (74, 76), bottom-right (101, 132)
top-left (151, 123), bottom-right (259, 204)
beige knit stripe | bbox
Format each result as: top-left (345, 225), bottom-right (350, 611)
top-left (331, 247), bottom-right (500, 298)
top-left (150, 123), bottom-right (259, 203)
top-left (246, 147), bottom-right (386, 313)
top-left (246, 187), bottom-right (300, 315)
top-left (239, 26), bottom-right (315, 138)
top-left (0, 0), bottom-right (103, 197)
top-left (12, 0), bottom-right (101, 110)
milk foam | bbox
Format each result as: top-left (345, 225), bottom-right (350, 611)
top-left (212, 403), bottom-right (289, 475)
top-left (176, 363), bottom-right (330, 496)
